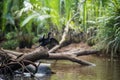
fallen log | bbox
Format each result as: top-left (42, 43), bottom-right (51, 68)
top-left (0, 47), bottom-right (48, 74)
top-left (0, 47), bottom-right (99, 74)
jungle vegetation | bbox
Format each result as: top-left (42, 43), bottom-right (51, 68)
top-left (0, 0), bottom-right (120, 58)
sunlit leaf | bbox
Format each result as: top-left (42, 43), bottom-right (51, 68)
top-left (21, 13), bottom-right (38, 27)
top-left (37, 15), bottom-right (50, 21)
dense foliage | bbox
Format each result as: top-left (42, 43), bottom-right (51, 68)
top-left (0, 0), bottom-right (120, 57)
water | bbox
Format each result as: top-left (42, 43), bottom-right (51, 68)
top-left (51, 56), bottom-right (120, 80)
top-left (0, 56), bottom-right (120, 80)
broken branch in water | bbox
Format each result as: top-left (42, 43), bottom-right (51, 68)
top-left (0, 47), bottom-right (99, 74)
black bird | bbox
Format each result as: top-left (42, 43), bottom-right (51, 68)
top-left (38, 32), bottom-right (59, 49)
top-left (39, 32), bottom-right (51, 46)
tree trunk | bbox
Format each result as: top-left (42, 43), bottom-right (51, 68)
top-left (0, 47), bottom-right (98, 74)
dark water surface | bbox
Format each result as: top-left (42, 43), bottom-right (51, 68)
top-left (0, 56), bottom-right (120, 80)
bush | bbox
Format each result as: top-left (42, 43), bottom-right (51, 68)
top-left (1, 40), bottom-right (19, 50)
top-left (5, 32), bottom-right (17, 40)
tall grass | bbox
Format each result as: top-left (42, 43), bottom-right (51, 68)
top-left (97, 0), bottom-right (120, 57)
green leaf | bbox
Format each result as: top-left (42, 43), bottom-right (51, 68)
top-left (37, 15), bottom-right (50, 21)
top-left (21, 13), bottom-right (38, 27)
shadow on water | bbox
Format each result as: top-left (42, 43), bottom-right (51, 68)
top-left (0, 56), bottom-right (120, 80)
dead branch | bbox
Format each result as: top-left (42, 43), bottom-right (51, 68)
top-left (47, 50), bottom-right (98, 66)
top-left (49, 13), bottom-right (79, 53)
top-left (0, 48), bottom-right (98, 66)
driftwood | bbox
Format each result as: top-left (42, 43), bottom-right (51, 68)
top-left (0, 47), bottom-right (99, 74)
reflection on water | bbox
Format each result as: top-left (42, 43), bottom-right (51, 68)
top-left (0, 56), bottom-right (120, 80)
top-left (51, 56), bottom-right (120, 80)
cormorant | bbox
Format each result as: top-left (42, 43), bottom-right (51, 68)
top-left (38, 32), bottom-right (59, 49)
